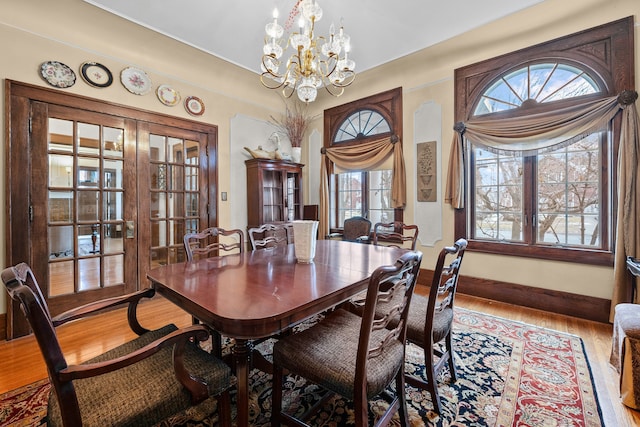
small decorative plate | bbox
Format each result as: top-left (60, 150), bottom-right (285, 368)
top-left (80, 62), bottom-right (113, 88)
top-left (156, 84), bottom-right (181, 106)
top-left (120, 66), bottom-right (152, 95)
top-left (184, 96), bottom-right (205, 116)
top-left (40, 61), bottom-right (76, 88)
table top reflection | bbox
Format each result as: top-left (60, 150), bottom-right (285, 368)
top-left (147, 239), bottom-right (408, 339)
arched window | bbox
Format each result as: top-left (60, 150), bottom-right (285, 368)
top-left (324, 88), bottom-right (402, 231)
top-left (473, 63), bottom-right (600, 115)
top-left (334, 109), bottom-right (391, 142)
top-left (454, 18), bottom-right (634, 265)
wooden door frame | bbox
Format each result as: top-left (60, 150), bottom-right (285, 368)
top-left (4, 80), bottom-right (218, 339)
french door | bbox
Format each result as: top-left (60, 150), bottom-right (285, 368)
top-left (6, 81), bottom-right (217, 339)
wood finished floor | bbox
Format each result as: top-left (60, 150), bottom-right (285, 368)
top-left (0, 290), bottom-right (638, 426)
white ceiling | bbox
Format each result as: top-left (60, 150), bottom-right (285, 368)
top-left (83, 0), bottom-right (544, 75)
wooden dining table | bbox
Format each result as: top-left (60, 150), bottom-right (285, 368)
top-left (147, 239), bottom-right (408, 427)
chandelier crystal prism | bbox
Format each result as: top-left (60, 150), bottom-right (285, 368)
top-left (260, 0), bottom-right (356, 103)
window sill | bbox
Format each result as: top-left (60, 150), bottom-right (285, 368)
top-left (465, 239), bottom-right (614, 266)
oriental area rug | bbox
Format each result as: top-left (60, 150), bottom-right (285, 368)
top-left (0, 308), bottom-right (603, 426)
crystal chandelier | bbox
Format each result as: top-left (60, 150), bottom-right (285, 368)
top-left (260, 0), bottom-right (356, 103)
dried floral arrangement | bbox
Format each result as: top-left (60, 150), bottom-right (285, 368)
top-left (270, 101), bottom-right (310, 147)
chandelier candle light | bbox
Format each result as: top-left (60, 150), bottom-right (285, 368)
top-left (260, 0), bottom-right (356, 103)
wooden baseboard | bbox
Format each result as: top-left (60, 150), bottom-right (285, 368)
top-left (417, 269), bottom-right (611, 324)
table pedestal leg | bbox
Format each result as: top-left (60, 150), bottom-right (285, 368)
top-left (233, 339), bottom-right (251, 427)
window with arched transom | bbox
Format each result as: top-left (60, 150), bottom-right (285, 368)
top-left (454, 17), bottom-right (635, 265)
top-left (324, 88), bottom-right (403, 231)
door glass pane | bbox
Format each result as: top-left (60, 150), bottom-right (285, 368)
top-left (104, 159), bottom-right (123, 188)
top-left (104, 127), bottom-right (124, 158)
top-left (49, 155), bottom-right (74, 187)
top-left (170, 165), bottom-right (184, 191)
top-left (78, 191), bottom-right (99, 222)
top-left (104, 255), bottom-right (124, 286)
top-left (49, 225), bottom-right (73, 259)
top-left (103, 191), bottom-right (123, 221)
top-left (185, 218), bottom-right (200, 235)
top-left (49, 191), bottom-right (73, 223)
top-left (78, 224), bottom-right (100, 255)
top-left (49, 261), bottom-right (74, 296)
top-left (77, 122), bottom-right (100, 155)
top-left (78, 258), bottom-right (100, 290)
top-left (171, 193), bottom-right (185, 217)
top-left (186, 193), bottom-right (199, 216)
top-left (186, 140), bottom-right (199, 165)
top-left (186, 166), bottom-right (199, 191)
top-left (150, 134), bottom-right (166, 161)
top-left (152, 193), bottom-right (167, 219)
top-left (103, 224), bottom-right (123, 254)
top-left (78, 160), bottom-right (100, 187)
top-left (48, 118), bottom-right (73, 152)
top-left (168, 137), bottom-right (184, 162)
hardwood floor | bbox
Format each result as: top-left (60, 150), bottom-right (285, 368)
top-left (0, 290), bottom-right (638, 426)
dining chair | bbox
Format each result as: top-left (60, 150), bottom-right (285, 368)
top-left (184, 227), bottom-right (245, 356)
top-left (248, 223), bottom-right (292, 250)
top-left (403, 238), bottom-right (467, 414)
top-left (327, 216), bottom-right (372, 243)
top-left (271, 250), bottom-right (423, 427)
top-left (183, 226), bottom-right (245, 261)
top-left (1, 262), bottom-right (233, 427)
top-left (372, 221), bottom-right (419, 250)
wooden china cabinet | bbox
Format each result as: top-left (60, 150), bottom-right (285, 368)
top-left (245, 158), bottom-right (303, 229)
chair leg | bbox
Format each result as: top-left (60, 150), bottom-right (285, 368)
top-left (217, 389), bottom-right (232, 427)
top-left (395, 370), bottom-right (410, 427)
top-left (271, 364), bottom-right (283, 427)
top-left (354, 393), bottom-right (368, 427)
top-left (445, 333), bottom-right (457, 382)
top-left (424, 348), bottom-right (443, 415)
top-left (211, 330), bottom-right (223, 359)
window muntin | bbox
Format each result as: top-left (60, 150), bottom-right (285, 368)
top-left (536, 133), bottom-right (601, 247)
top-left (333, 170), bottom-right (393, 228)
top-left (472, 131), bottom-right (604, 248)
top-left (474, 63), bottom-right (600, 116)
top-left (368, 169), bottom-right (394, 224)
top-left (473, 149), bottom-right (524, 242)
top-left (335, 110), bottom-right (390, 142)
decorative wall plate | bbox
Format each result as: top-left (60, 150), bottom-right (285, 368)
top-left (156, 84), bottom-right (181, 106)
top-left (40, 61), bottom-right (76, 88)
top-left (80, 62), bottom-right (113, 88)
top-left (120, 66), bottom-right (152, 95)
top-left (184, 96), bottom-right (205, 116)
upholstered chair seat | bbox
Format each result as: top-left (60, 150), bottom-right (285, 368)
top-left (48, 324), bottom-right (232, 427)
top-left (611, 303), bottom-right (640, 409)
top-left (271, 251), bottom-right (423, 427)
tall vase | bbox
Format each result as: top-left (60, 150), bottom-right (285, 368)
top-left (291, 146), bottom-right (302, 163)
top-left (292, 220), bottom-right (319, 263)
